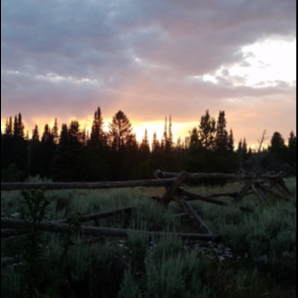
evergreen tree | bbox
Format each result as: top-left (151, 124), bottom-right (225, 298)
top-left (12, 113), bottom-right (27, 176)
top-left (227, 129), bottom-right (234, 152)
top-left (198, 110), bottom-right (216, 151)
top-left (41, 124), bottom-right (56, 178)
top-left (51, 124), bottom-right (69, 181)
top-left (52, 118), bottom-right (59, 144)
top-left (139, 129), bottom-right (150, 159)
top-left (28, 125), bottom-right (42, 177)
top-left (215, 111), bottom-right (228, 152)
top-left (1, 118), bottom-right (13, 170)
top-left (268, 131), bottom-right (286, 160)
top-left (5, 117), bottom-right (13, 136)
top-left (134, 129), bottom-right (151, 179)
top-left (150, 132), bottom-right (162, 172)
top-left (108, 110), bottom-right (134, 180)
top-left (286, 131), bottom-right (296, 175)
top-left (108, 110), bottom-right (133, 151)
top-left (51, 122), bottom-right (85, 181)
top-left (86, 107), bottom-right (110, 181)
top-left (168, 115), bottom-right (173, 148)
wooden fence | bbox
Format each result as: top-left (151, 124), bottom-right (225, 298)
top-left (1, 169), bottom-right (292, 244)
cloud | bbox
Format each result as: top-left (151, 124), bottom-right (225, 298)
top-left (1, 0), bottom-right (296, 146)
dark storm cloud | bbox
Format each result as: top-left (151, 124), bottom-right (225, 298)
top-left (1, 0), bottom-right (296, 145)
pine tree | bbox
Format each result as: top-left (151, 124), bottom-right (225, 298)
top-left (198, 110), bottom-right (216, 151)
top-left (268, 131), bottom-right (286, 159)
top-left (108, 110), bottom-right (133, 151)
top-left (5, 117), bottom-right (13, 136)
top-left (28, 125), bottom-right (42, 177)
top-left (287, 131), bottom-right (296, 175)
top-left (51, 124), bottom-right (70, 181)
top-left (150, 132), bottom-right (162, 172)
top-left (86, 107), bottom-right (110, 181)
top-left (108, 110), bottom-right (134, 180)
top-left (41, 124), bottom-right (56, 178)
top-left (215, 111), bottom-right (228, 152)
top-left (52, 118), bottom-right (59, 144)
top-left (11, 113), bottom-right (27, 176)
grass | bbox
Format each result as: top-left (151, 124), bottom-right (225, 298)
top-left (1, 177), bottom-right (296, 297)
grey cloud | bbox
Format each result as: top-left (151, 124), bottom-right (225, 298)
top-left (1, 0), bottom-right (296, 143)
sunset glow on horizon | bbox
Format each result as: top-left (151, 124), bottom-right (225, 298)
top-left (1, 0), bottom-right (296, 149)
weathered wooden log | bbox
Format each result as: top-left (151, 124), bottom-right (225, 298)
top-left (275, 179), bottom-right (292, 197)
top-left (1, 178), bottom-right (175, 191)
top-left (160, 171), bottom-right (188, 206)
top-left (174, 208), bottom-right (204, 218)
top-left (53, 207), bottom-right (134, 224)
top-left (1, 218), bottom-right (220, 241)
top-left (173, 195), bottom-right (213, 235)
top-left (177, 188), bottom-right (253, 212)
top-left (154, 170), bottom-right (282, 180)
top-left (251, 185), bottom-right (271, 206)
top-left (232, 179), bottom-right (255, 204)
top-left (1, 207), bottom-right (134, 238)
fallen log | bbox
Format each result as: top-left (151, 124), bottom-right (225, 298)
top-left (251, 185), bottom-right (271, 206)
top-left (1, 178), bottom-right (175, 191)
top-left (173, 195), bottom-right (213, 235)
top-left (154, 170), bottom-right (281, 180)
top-left (177, 188), bottom-right (253, 212)
top-left (1, 217), bottom-right (221, 241)
top-left (1, 207), bottom-right (134, 238)
top-left (53, 206), bottom-right (134, 224)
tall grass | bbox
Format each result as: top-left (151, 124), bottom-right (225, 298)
top-left (1, 178), bottom-right (296, 297)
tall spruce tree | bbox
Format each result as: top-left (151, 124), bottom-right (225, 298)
top-left (215, 111), bottom-right (228, 152)
top-left (51, 122), bottom-right (85, 181)
top-left (28, 125), bottom-right (42, 177)
top-left (12, 113), bottom-right (27, 176)
top-left (198, 110), bottom-right (216, 151)
top-left (108, 110), bottom-right (134, 180)
top-left (287, 131), bottom-right (296, 175)
top-left (41, 124), bottom-right (56, 178)
top-left (86, 107), bottom-right (110, 181)
top-left (150, 132), bottom-right (162, 172)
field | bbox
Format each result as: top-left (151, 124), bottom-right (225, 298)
top-left (1, 177), bottom-right (296, 298)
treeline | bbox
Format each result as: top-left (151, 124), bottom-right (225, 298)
top-left (1, 107), bottom-right (296, 182)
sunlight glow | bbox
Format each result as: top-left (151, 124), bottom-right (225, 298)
top-left (190, 38), bottom-right (296, 88)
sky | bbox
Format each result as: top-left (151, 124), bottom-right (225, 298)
top-left (1, 0), bottom-right (296, 149)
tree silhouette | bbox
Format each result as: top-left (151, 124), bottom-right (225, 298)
top-left (28, 125), bottom-right (42, 177)
top-left (108, 110), bottom-right (135, 180)
top-left (86, 107), bottom-right (110, 181)
top-left (40, 124), bottom-right (56, 178)
top-left (198, 110), bottom-right (216, 151)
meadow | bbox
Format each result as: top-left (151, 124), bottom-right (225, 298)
top-left (1, 177), bottom-right (296, 298)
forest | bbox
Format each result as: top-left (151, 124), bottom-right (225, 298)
top-left (1, 107), bottom-right (296, 182)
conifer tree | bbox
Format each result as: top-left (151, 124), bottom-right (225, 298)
top-left (287, 131), bottom-right (296, 175)
top-left (108, 110), bottom-right (134, 179)
top-left (215, 111), bottom-right (228, 152)
top-left (150, 132), bottom-right (162, 172)
top-left (86, 107), bottom-right (110, 181)
top-left (268, 131), bottom-right (286, 160)
top-left (198, 110), bottom-right (216, 150)
top-left (11, 113), bottom-right (27, 176)
top-left (52, 118), bottom-right (59, 144)
top-left (108, 110), bottom-right (133, 151)
top-left (41, 124), bottom-right (56, 178)
top-left (28, 125), bottom-right (42, 177)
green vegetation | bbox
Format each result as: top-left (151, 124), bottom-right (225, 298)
top-left (1, 179), bottom-right (296, 297)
